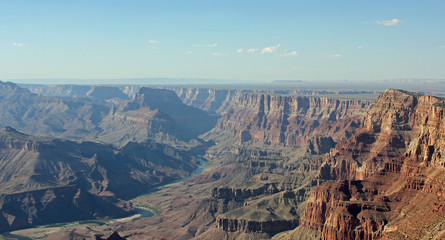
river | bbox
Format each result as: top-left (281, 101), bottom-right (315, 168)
top-left (132, 156), bottom-right (207, 219)
top-left (0, 156), bottom-right (207, 239)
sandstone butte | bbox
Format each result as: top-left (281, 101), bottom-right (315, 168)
top-left (300, 89), bottom-right (445, 240)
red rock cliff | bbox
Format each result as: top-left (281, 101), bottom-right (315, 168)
top-left (217, 92), bottom-right (371, 146)
top-left (301, 89), bottom-right (445, 240)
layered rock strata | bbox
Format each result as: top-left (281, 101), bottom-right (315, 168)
top-left (0, 127), bottom-right (197, 231)
top-left (301, 89), bottom-right (445, 240)
top-left (172, 87), bottom-right (379, 114)
top-left (217, 92), bottom-right (371, 146)
top-left (0, 81), bottom-right (216, 146)
top-left (174, 88), bottom-right (239, 114)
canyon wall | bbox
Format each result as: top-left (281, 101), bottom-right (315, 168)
top-left (0, 127), bottom-right (198, 231)
top-left (0, 186), bottom-right (133, 232)
top-left (0, 82), bottom-right (216, 146)
top-left (216, 92), bottom-right (371, 146)
top-left (172, 87), bottom-right (378, 115)
top-left (301, 89), bottom-right (445, 240)
top-left (174, 88), bottom-right (240, 114)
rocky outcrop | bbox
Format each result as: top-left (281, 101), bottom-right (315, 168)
top-left (216, 92), bottom-right (371, 146)
top-left (301, 180), bottom-right (389, 240)
top-left (323, 89), bottom-right (445, 180)
top-left (301, 89), bottom-right (445, 240)
top-left (306, 136), bottom-right (336, 155)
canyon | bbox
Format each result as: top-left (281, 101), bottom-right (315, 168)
top-left (0, 81), bottom-right (444, 240)
top-left (299, 89), bottom-right (445, 240)
top-left (0, 126), bottom-right (199, 232)
top-left (0, 82), bottom-right (217, 146)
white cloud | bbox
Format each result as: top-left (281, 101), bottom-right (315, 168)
top-left (247, 48), bottom-right (260, 54)
top-left (375, 18), bottom-right (402, 26)
top-left (186, 51), bottom-right (194, 55)
top-left (325, 54), bottom-right (343, 59)
top-left (191, 43), bottom-right (218, 47)
top-left (13, 42), bottom-right (26, 47)
top-left (148, 40), bottom-right (160, 44)
top-left (439, 46), bottom-right (445, 49)
top-left (260, 44), bottom-right (280, 54)
top-left (243, 44), bottom-right (281, 54)
top-left (212, 52), bottom-right (226, 56)
top-left (281, 51), bottom-right (298, 57)
top-left (357, 46), bottom-right (364, 49)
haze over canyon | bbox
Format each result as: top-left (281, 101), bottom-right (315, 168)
top-left (0, 80), bottom-right (443, 240)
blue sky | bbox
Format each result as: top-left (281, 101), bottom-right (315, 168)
top-left (1, 0), bottom-right (445, 83)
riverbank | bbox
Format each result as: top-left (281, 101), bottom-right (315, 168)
top-left (130, 156), bottom-right (208, 216)
top-left (0, 157), bottom-right (208, 239)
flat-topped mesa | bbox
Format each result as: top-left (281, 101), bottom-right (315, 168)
top-left (86, 86), bottom-right (130, 101)
top-left (127, 87), bottom-right (185, 110)
top-left (300, 89), bottom-right (445, 240)
top-left (217, 92), bottom-right (371, 146)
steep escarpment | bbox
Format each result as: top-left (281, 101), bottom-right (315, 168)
top-left (86, 85), bottom-right (130, 101)
top-left (300, 89), bottom-right (445, 240)
top-left (322, 89), bottom-right (444, 180)
top-left (172, 87), bottom-right (380, 114)
top-left (0, 127), bottom-right (198, 232)
top-left (217, 92), bottom-right (371, 146)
